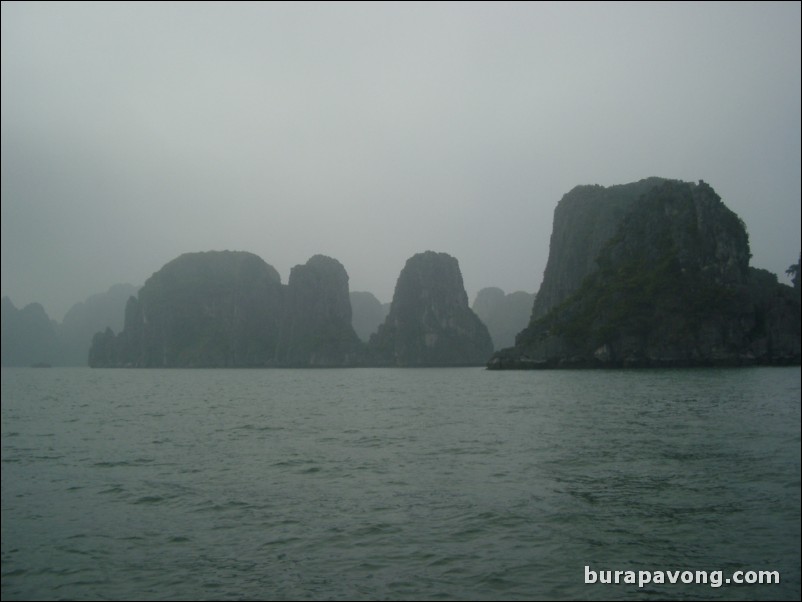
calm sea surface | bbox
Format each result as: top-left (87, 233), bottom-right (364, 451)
top-left (2, 367), bottom-right (800, 600)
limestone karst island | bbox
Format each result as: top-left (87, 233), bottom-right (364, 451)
top-left (2, 178), bottom-right (799, 369)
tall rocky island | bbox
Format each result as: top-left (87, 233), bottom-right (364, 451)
top-left (89, 249), bottom-right (494, 367)
top-left (489, 179), bottom-right (801, 368)
top-left (90, 251), bottom-right (285, 367)
top-left (89, 251), bottom-right (367, 367)
top-left (528, 177), bottom-right (668, 321)
top-left (369, 251), bottom-right (493, 366)
top-left (277, 255), bottom-right (364, 366)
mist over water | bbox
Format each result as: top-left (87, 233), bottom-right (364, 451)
top-left (2, 367), bottom-right (800, 600)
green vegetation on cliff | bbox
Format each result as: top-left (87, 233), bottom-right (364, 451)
top-left (491, 180), bottom-right (801, 368)
top-left (530, 177), bottom-right (669, 321)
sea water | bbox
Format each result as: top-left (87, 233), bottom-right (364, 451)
top-left (2, 367), bottom-right (800, 600)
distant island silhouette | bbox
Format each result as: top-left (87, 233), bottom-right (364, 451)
top-left (3, 178), bottom-right (799, 368)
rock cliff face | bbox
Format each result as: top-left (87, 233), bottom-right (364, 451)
top-left (490, 180), bottom-right (801, 368)
top-left (369, 251), bottom-right (493, 366)
top-left (350, 291), bottom-right (390, 342)
top-left (472, 287), bottom-right (535, 350)
top-left (91, 251), bottom-right (284, 367)
top-left (530, 177), bottom-right (668, 321)
top-left (277, 255), bottom-right (364, 366)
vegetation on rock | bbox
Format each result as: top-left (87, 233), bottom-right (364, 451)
top-left (490, 180), bottom-right (800, 368)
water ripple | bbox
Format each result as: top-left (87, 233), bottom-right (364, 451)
top-left (1, 367), bottom-right (799, 601)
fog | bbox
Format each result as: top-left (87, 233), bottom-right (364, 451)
top-left (2, 2), bottom-right (800, 320)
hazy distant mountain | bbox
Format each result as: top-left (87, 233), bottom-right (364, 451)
top-left (350, 291), bottom-right (390, 342)
top-left (369, 251), bottom-right (493, 366)
top-left (472, 287), bottom-right (535, 351)
top-left (1, 297), bottom-right (59, 366)
top-left (490, 179), bottom-right (801, 368)
top-left (58, 283), bottom-right (139, 365)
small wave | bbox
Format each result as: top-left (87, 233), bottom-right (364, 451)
top-left (353, 522), bottom-right (403, 537)
top-left (134, 495), bottom-right (165, 504)
top-left (98, 485), bottom-right (126, 495)
top-left (189, 498), bottom-right (252, 514)
top-left (352, 436), bottom-right (382, 448)
top-left (232, 424), bottom-right (281, 432)
top-left (262, 536), bottom-right (303, 547)
top-left (93, 458), bottom-right (154, 468)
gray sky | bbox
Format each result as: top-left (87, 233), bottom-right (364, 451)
top-left (2, 1), bottom-right (800, 321)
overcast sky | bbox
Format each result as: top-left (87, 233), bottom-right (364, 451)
top-left (2, 1), bottom-right (800, 321)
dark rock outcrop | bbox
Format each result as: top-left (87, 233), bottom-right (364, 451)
top-left (369, 251), bottom-right (493, 366)
top-left (89, 249), bottom-right (495, 368)
top-left (472, 287), bottom-right (535, 351)
top-left (277, 255), bottom-right (364, 366)
top-left (91, 251), bottom-right (284, 367)
top-left (88, 251), bottom-right (369, 367)
top-left (350, 291), bottom-right (390, 342)
top-left (490, 179), bottom-right (801, 368)
top-left (1, 297), bottom-right (59, 367)
top-left (530, 177), bottom-right (668, 321)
